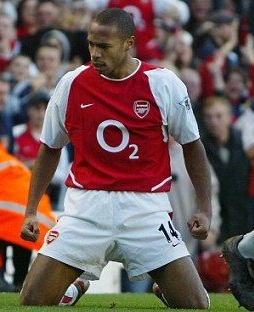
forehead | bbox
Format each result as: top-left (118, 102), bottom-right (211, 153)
top-left (204, 102), bottom-right (229, 115)
top-left (12, 56), bottom-right (30, 66)
top-left (88, 22), bottom-right (121, 42)
top-left (36, 47), bottom-right (60, 58)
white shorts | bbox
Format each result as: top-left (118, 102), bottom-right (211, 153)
top-left (39, 188), bottom-right (190, 281)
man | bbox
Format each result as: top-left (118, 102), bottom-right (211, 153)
top-left (20, 8), bottom-right (211, 308)
top-left (0, 13), bottom-right (21, 72)
top-left (201, 96), bottom-right (252, 244)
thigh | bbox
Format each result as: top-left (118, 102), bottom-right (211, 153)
top-left (39, 189), bottom-right (114, 280)
top-left (113, 192), bottom-right (189, 280)
top-left (149, 256), bottom-right (209, 309)
top-left (20, 254), bottom-right (82, 306)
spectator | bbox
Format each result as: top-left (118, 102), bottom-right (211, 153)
top-left (224, 67), bottom-right (249, 121)
top-left (159, 30), bottom-right (194, 72)
top-left (3, 54), bottom-right (34, 125)
top-left (197, 10), bottom-right (239, 98)
top-left (179, 67), bottom-right (204, 133)
top-left (13, 91), bottom-right (50, 169)
top-left (0, 13), bottom-right (21, 72)
top-left (13, 91), bottom-right (70, 210)
top-left (201, 95), bottom-right (252, 244)
top-left (40, 29), bottom-right (74, 74)
top-left (185, 0), bottom-right (214, 37)
top-left (16, 0), bottom-right (39, 39)
top-left (234, 98), bottom-right (254, 228)
top-left (31, 43), bottom-right (63, 95)
top-left (56, 0), bottom-right (93, 32)
top-left (0, 77), bottom-right (13, 151)
top-left (19, 3), bottom-right (90, 67)
top-left (36, 0), bottom-right (60, 30)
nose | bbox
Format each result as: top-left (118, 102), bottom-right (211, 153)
top-left (90, 46), bottom-right (102, 60)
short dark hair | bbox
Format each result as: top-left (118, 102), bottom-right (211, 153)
top-left (92, 8), bottom-right (135, 38)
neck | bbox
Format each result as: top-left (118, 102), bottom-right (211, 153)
top-left (107, 57), bottom-right (138, 79)
top-left (215, 130), bottom-right (230, 146)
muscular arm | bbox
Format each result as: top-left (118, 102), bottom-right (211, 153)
top-left (21, 144), bottom-right (61, 242)
top-left (26, 144), bottom-right (61, 216)
top-left (182, 139), bottom-right (212, 239)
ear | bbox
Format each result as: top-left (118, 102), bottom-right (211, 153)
top-left (124, 36), bottom-right (135, 51)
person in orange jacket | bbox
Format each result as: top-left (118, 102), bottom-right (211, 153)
top-left (0, 141), bottom-right (56, 291)
top-left (0, 142), bottom-right (90, 303)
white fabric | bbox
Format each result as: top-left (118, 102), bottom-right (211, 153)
top-left (39, 188), bottom-right (189, 281)
top-left (234, 107), bottom-right (254, 152)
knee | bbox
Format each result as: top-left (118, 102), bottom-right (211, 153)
top-left (185, 289), bottom-right (210, 310)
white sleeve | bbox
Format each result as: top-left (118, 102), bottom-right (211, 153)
top-left (40, 66), bottom-right (86, 148)
top-left (146, 68), bottom-right (200, 145)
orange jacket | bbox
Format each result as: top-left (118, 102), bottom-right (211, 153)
top-left (0, 143), bottom-right (56, 250)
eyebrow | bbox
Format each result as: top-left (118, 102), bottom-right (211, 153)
top-left (87, 40), bottom-right (112, 47)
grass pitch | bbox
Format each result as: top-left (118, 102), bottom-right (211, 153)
top-left (0, 292), bottom-right (246, 311)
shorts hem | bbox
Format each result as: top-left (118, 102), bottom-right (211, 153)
top-left (128, 250), bottom-right (190, 281)
top-left (38, 250), bottom-right (101, 280)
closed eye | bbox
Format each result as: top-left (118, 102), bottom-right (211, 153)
top-left (88, 41), bottom-right (111, 50)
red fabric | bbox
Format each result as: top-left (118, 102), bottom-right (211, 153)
top-left (198, 54), bottom-right (221, 98)
top-left (15, 125), bottom-right (40, 162)
top-left (17, 26), bottom-right (29, 38)
top-left (0, 58), bottom-right (10, 72)
top-left (64, 62), bottom-right (172, 192)
top-left (249, 164), bottom-right (254, 197)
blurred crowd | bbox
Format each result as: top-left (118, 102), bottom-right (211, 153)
top-left (0, 0), bottom-right (254, 294)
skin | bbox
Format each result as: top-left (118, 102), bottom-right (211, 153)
top-left (202, 100), bottom-right (232, 145)
top-left (20, 22), bottom-right (211, 308)
top-left (87, 21), bottom-right (137, 79)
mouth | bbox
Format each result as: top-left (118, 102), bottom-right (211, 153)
top-left (92, 62), bottom-right (106, 72)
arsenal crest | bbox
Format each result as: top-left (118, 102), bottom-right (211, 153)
top-left (133, 100), bottom-right (150, 118)
top-left (46, 230), bottom-right (59, 244)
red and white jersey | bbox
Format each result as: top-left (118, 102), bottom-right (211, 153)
top-left (41, 59), bottom-right (199, 192)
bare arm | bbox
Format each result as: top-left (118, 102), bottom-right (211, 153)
top-left (182, 139), bottom-right (212, 240)
top-left (21, 144), bottom-right (61, 242)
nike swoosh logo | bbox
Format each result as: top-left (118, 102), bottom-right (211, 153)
top-left (80, 103), bottom-right (94, 108)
